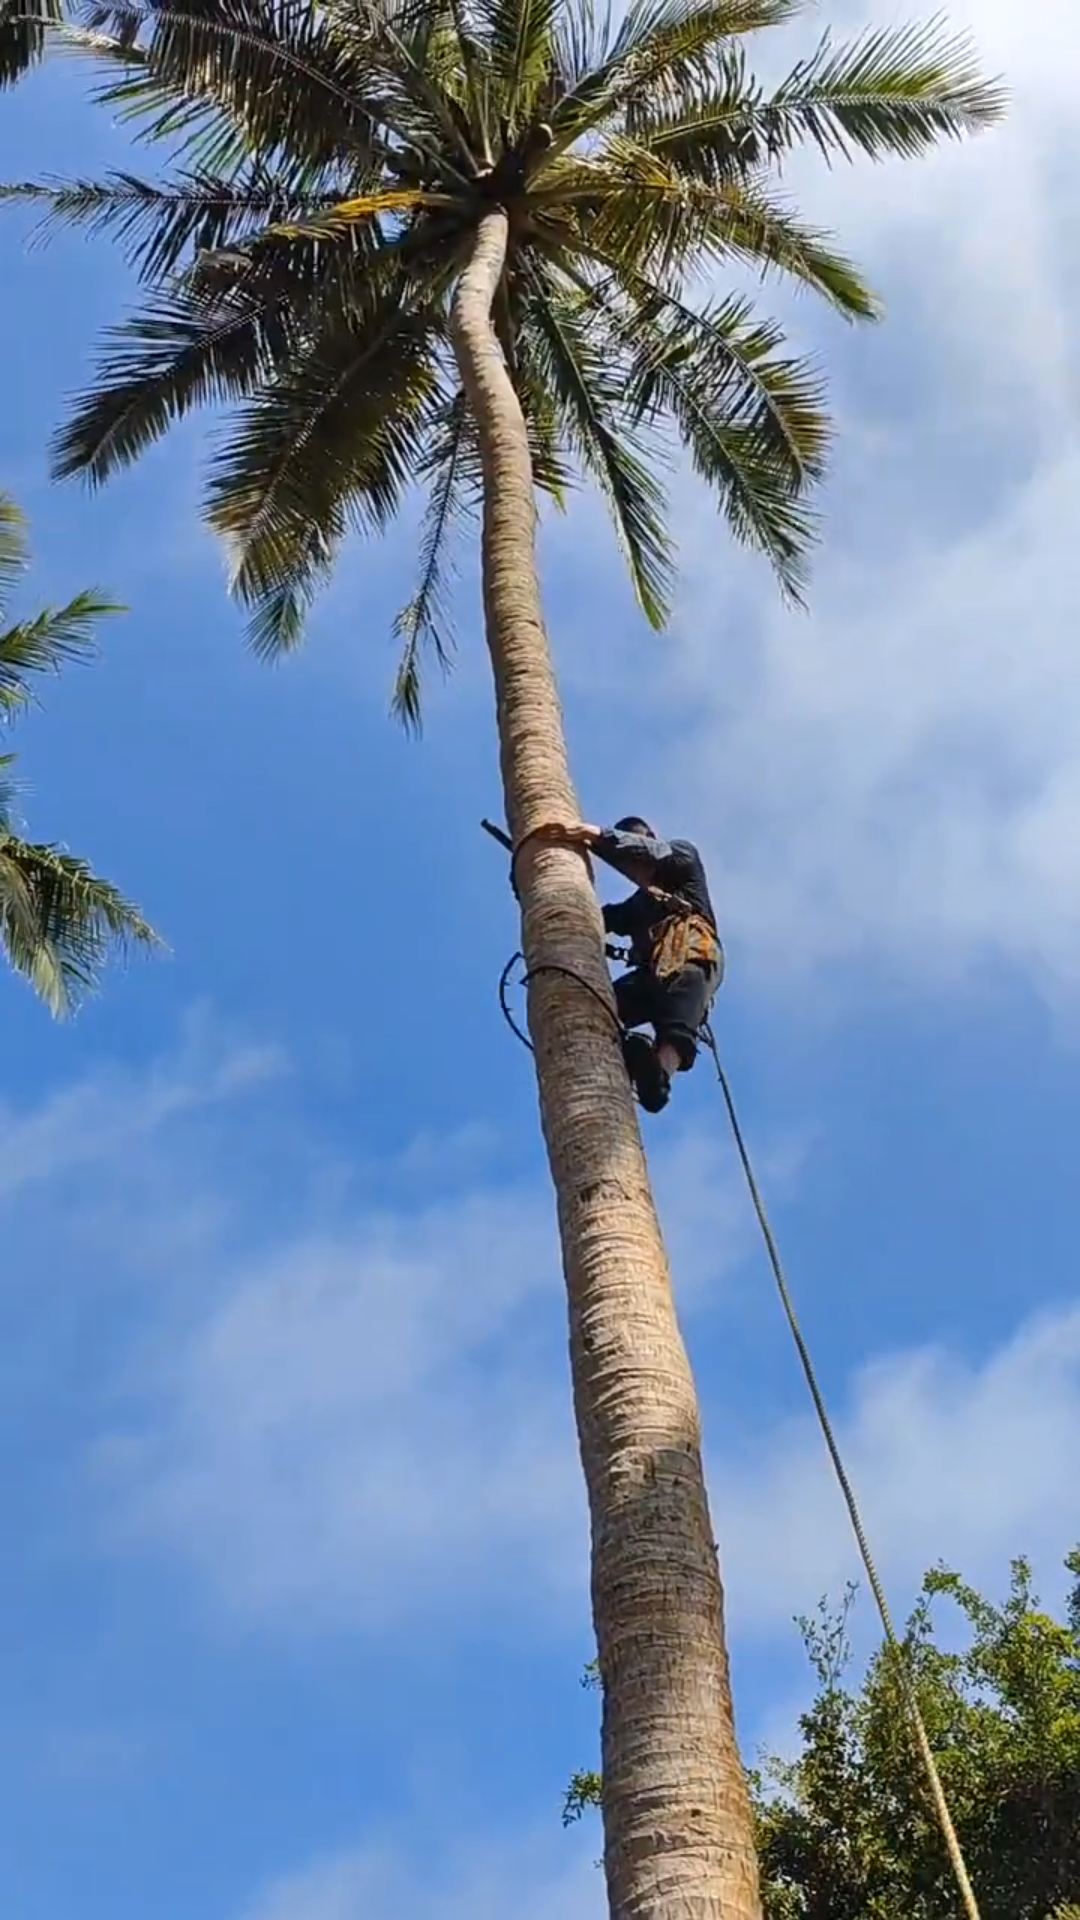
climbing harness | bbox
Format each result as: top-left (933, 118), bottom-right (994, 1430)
top-left (483, 816), bottom-right (983, 1920)
top-left (649, 901), bottom-right (721, 978)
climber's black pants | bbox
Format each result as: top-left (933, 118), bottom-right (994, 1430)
top-left (613, 956), bottom-right (723, 1071)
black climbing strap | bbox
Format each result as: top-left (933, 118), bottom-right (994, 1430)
top-left (498, 951), bottom-right (625, 1056)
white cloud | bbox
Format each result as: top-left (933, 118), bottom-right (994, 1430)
top-left (94, 1112), bottom-right (756, 1634)
top-left (713, 1302), bottom-right (1080, 1639)
top-left (0, 1010), bottom-right (281, 1203)
top-left (99, 1182), bottom-right (589, 1633)
top-left (241, 1836), bottom-right (601, 1920)
top-left (670, 443), bottom-right (1080, 993)
top-left (9, 1033), bottom-right (1075, 1672)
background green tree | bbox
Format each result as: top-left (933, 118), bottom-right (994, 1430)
top-left (0, 493), bottom-right (159, 1013)
top-left (755, 1552), bottom-right (1080, 1920)
top-left (568, 1550), bottom-right (1080, 1920)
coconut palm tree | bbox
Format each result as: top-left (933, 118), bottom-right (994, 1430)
top-left (0, 493), bottom-right (158, 1013)
top-left (4, 2), bottom-right (1002, 1910)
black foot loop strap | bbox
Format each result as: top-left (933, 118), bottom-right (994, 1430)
top-left (498, 951), bottom-right (625, 1056)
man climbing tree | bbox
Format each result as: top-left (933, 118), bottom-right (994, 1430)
top-left (559, 817), bottom-right (721, 1113)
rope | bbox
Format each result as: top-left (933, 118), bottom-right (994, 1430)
top-left (700, 1025), bottom-right (982, 1920)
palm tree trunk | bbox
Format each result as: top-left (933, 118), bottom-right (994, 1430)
top-left (449, 206), bottom-right (763, 1920)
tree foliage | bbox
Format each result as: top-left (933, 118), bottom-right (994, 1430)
top-left (568, 1550), bottom-right (1080, 1920)
top-left (0, 493), bottom-right (159, 1013)
top-left (755, 1553), bottom-right (1080, 1920)
top-left (2, 0), bottom-right (1003, 719)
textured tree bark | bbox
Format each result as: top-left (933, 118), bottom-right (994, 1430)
top-left (450, 206), bottom-right (763, 1920)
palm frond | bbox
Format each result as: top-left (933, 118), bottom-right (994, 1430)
top-left (0, 830), bottom-right (160, 1016)
top-left (622, 276), bottom-right (828, 483)
top-left (0, 592), bottom-right (122, 717)
top-left (622, 287), bottom-right (823, 599)
top-left (1, 161), bottom-right (342, 282)
top-left (709, 177), bottom-right (878, 316)
top-left (442, 0), bottom-right (494, 160)
top-left (391, 389), bottom-right (470, 730)
top-left (0, 0), bottom-right (61, 87)
top-left (549, 0), bottom-right (800, 146)
top-left (205, 306), bottom-right (442, 656)
top-left (52, 281), bottom-right (297, 485)
top-left (475, 0), bottom-right (558, 131)
top-left (56, 28), bottom-right (252, 177)
top-left (761, 21), bottom-right (1006, 164)
top-left (0, 492), bottom-right (28, 608)
top-left (523, 268), bottom-right (673, 628)
top-left (81, 0), bottom-right (385, 172)
top-left (541, 148), bottom-right (878, 313)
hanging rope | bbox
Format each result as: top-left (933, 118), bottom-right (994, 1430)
top-left (483, 815), bottom-right (981, 1920)
top-left (700, 1026), bottom-right (981, 1920)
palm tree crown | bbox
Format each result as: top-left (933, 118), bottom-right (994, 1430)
top-left (0, 494), bottom-right (159, 1014)
top-left (5, 0), bottom-right (1003, 717)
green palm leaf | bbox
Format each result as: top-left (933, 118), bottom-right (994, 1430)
top-left (475, 0), bottom-right (557, 128)
top-left (392, 390), bottom-right (470, 731)
top-left (0, 491), bottom-right (28, 606)
top-left (763, 21), bottom-right (1006, 163)
top-left (523, 269), bottom-right (674, 627)
top-left (53, 284), bottom-right (296, 484)
top-left (84, 0), bottom-right (386, 171)
top-left (0, 496), bottom-right (159, 1013)
top-left (206, 306), bottom-right (442, 656)
top-left (0, 831), bottom-right (159, 1014)
top-left (622, 289), bottom-right (824, 598)
top-left (1, 162), bottom-right (340, 281)
top-left (0, 591), bottom-right (123, 715)
top-left (549, 0), bottom-right (801, 145)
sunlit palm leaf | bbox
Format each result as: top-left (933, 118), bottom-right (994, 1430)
top-left (0, 830), bottom-right (160, 1014)
top-left (620, 284), bottom-right (825, 595)
top-left (0, 492), bottom-right (28, 607)
top-left (618, 276), bottom-right (828, 481)
top-left (0, 591), bottom-right (122, 716)
top-left (763, 21), bottom-right (1006, 163)
top-left (474, 0), bottom-right (557, 129)
top-left (550, 0), bottom-right (801, 145)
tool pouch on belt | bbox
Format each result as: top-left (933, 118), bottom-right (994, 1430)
top-left (648, 897), bottom-right (721, 980)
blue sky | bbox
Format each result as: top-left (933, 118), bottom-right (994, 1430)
top-left (2, 2), bottom-right (1079, 1916)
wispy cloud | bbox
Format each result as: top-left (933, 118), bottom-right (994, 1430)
top-left (714, 1303), bottom-right (1080, 1638)
top-left (7, 1029), bottom-right (1075, 1665)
